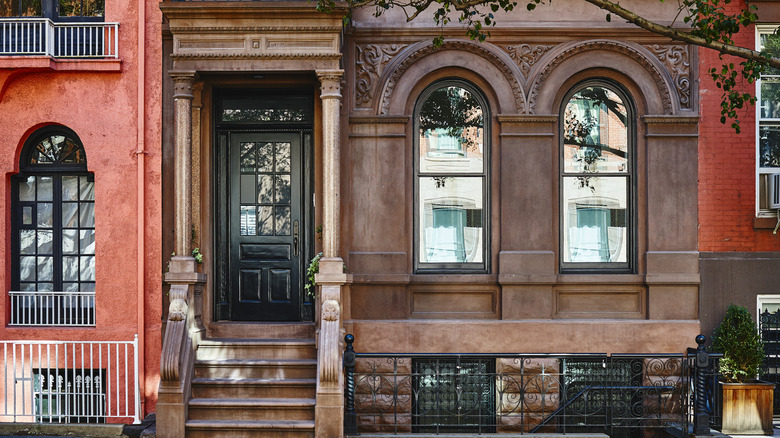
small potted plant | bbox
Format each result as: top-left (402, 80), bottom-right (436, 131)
top-left (711, 304), bottom-right (774, 435)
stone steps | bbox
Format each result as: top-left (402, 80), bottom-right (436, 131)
top-left (196, 338), bottom-right (316, 360)
top-left (185, 333), bottom-right (317, 438)
top-left (194, 358), bottom-right (317, 379)
top-left (188, 397), bottom-right (315, 421)
top-left (185, 419), bottom-right (314, 438)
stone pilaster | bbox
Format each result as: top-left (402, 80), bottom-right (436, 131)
top-left (171, 71), bottom-right (196, 258)
top-left (191, 82), bottom-right (203, 248)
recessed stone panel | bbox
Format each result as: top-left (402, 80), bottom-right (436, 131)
top-left (554, 287), bottom-right (645, 319)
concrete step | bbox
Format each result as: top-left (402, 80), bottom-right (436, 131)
top-left (194, 358), bottom-right (317, 379)
top-left (196, 338), bottom-right (316, 360)
top-left (188, 397), bottom-right (315, 421)
top-left (191, 377), bottom-right (316, 399)
top-left (207, 322), bottom-right (315, 339)
top-left (185, 419), bottom-right (314, 438)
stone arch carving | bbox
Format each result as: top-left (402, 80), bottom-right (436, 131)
top-left (376, 40), bottom-right (526, 114)
top-left (528, 40), bottom-right (676, 115)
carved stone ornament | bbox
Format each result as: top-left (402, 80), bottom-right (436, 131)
top-left (504, 44), bottom-right (555, 79)
top-left (645, 44), bottom-right (691, 110)
top-left (355, 44), bottom-right (408, 107)
top-left (319, 299), bottom-right (341, 384)
top-left (528, 40), bottom-right (673, 115)
top-left (379, 40), bottom-right (526, 114)
top-left (322, 299), bottom-right (340, 321)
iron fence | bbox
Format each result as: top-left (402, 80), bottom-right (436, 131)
top-left (1, 338), bottom-right (140, 424)
top-left (344, 334), bottom-right (721, 436)
top-left (9, 291), bottom-right (96, 326)
top-left (759, 308), bottom-right (780, 415)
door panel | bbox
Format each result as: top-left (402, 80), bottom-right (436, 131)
top-left (229, 133), bottom-right (303, 321)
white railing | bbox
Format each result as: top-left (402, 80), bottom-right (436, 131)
top-left (1, 338), bottom-right (140, 424)
top-left (9, 291), bottom-right (95, 327)
top-left (0, 19), bottom-right (118, 58)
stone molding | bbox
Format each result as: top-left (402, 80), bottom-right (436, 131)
top-left (378, 40), bottom-right (526, 115)
top-left (171, 53), bottom-right (342, 61)
top-left (645, 44), bottom-right (691, 110)
top-left (528, 40), bottom-right (674, 115)
top-left (349, 116), bottom-right (410, 124)
top-left (642, 115), bottom-right (699, 124)
top-left (355, 44), bottom-right (408, 108)
top-left (169, 26), bottom-right (342, 34)
top-left (497, 114), bottom-right (558, 123)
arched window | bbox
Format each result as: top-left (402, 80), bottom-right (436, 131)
top-left (415, 80), bottom-right (489, 272)
top-left (11, 126), bottom-right (95, 325)
top-left (561, 81), bottom-right (634, 272)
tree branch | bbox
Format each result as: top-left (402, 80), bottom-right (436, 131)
top-left (583, 0), bottom-right (780, 69)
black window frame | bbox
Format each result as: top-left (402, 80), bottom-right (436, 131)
top-left (559, 79), bottom-right (637, 274)
top-left (1, 0), bottom-right (104, 21)
top-left (11, 125), bottom-right (95, 297)
top-left (413, 78), bottom-right (491, 274)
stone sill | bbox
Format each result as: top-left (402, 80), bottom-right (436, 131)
top-left (754, 215), bottom-right (780, 229)
top-left (0, 56), bottom-right (122, 71)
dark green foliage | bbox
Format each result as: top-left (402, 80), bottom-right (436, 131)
top-left (711, 304), bottom-right (765, 383)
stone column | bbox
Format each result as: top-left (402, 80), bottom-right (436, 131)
top-left (318, 70), bottom-right (344, 260)
top-left (171, 71), bottom-right (196, 259)
top-left (315, 69), bottom-right (347, 438)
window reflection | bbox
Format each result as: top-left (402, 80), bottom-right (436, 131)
top-left (561, 84), bottom-right (631, 267)
top-left (416, 82), bottom-right (488, 270)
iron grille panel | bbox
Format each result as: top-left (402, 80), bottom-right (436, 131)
top-left (412, 357), bottom-right (496, 433)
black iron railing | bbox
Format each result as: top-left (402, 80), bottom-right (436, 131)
top-left (760, 308), bottom-right (780, 415)
top-left (344, 334), bottom-right (721, 436)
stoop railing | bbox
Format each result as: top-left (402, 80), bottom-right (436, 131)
top-left (343, 334), bottom-right (722, 436)
top-left (1, 337), bottom-right (140, 424)
top-left (0, 19), bottom-right (118, 58)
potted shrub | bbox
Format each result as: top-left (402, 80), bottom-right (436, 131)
top-left (711, 304), bottom-right (774, 435)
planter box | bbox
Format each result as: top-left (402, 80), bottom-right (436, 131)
top-left (721, 381), bottom-right (775, 435)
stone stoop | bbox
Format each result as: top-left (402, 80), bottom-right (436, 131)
top-left (185, 323), bottom-right (317, 438)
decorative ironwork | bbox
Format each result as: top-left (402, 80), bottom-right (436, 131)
top-left (344, 335), bottom-right (723, 436)
top-left (760, 308), bottom-right (780, 414)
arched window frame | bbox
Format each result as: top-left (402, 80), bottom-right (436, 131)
top-left (559, 79), bottom-right (637, 273)
top-left (10, 126), bottom-right (95, 325)
top-left (414, 79), bottom-right (491, 273)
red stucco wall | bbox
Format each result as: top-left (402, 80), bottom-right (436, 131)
top-left (0, 0), bottom-right (163, 418)
top-left (698, 6), bottom-right (780, 252)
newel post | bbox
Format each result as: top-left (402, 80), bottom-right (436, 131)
top-left (693, 334), bottom-right (712, 436)
top-left (344, 334), bottom-right (357, 435)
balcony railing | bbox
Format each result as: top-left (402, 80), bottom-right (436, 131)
top-left (9, 291), bottom-right (95, 327)
top-left (1, 338), bottom-right (140, 424)
top-left (0, 19), bottom-right (118, 58)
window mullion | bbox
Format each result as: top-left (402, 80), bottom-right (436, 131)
top-left (53, 174), bottom-right (63, 292)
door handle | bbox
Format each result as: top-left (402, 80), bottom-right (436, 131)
top-left (293, 220), bottom-right (299, 258)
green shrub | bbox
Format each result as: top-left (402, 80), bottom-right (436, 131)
top-left (711, 304), bottom-right (765, 383)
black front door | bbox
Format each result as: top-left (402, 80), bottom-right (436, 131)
top-left (228, 133), bottom-right (304, 321)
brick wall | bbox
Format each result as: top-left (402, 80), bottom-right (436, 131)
top-left (698, 5), bottom-right (780, 251)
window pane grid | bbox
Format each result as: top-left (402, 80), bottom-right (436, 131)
top-left (239, 141), bottom-right (292, 237)
top-left (415, 82), bottom-right (488, 271)
top-left (561, 84), bottom-right (632, 270)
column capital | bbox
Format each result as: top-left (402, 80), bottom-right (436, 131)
top-left (317, 69), bottom-right (343, 99)
top-left (170, 71), bottom-right (197, 100)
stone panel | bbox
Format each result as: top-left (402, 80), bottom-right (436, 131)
top-left (496, 358), bottom-right (560, 432)
top-left (355, 357), bottom-right (412, 433)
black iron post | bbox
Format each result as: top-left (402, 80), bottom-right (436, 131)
top-left (693, 334), bottom-right (711, 436)
top-left (344, 334), bottom-right (358, 435)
